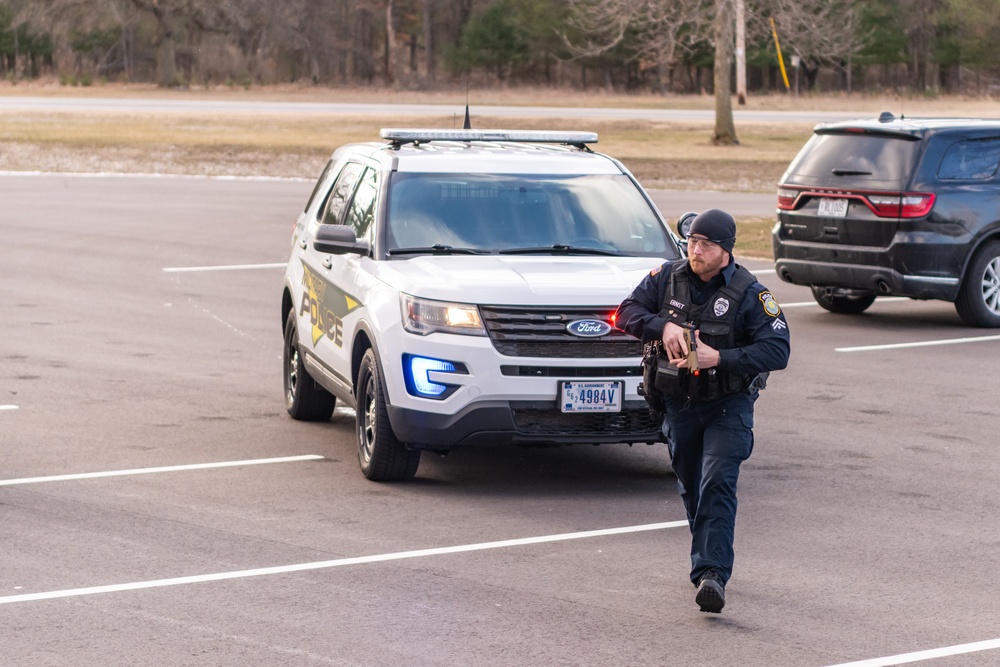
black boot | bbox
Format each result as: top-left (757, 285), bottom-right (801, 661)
top-left (695, 571), bottom-right (726, 613)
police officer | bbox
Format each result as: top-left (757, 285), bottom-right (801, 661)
top-left (615, 209), bottom-right (790, 614)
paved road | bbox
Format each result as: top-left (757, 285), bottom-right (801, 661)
top-left (0, 95), bottom-right (863, 124)
top-left (2, 173), bottom-right (999, 666)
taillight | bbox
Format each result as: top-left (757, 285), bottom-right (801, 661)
top-left (867, 193), bottom-right (935, 218)
top-left (900, 193), bottom-right (935, 217)
top-left (777, 187), bottom-right (799, 210)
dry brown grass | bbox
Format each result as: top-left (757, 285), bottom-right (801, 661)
top-left (1, 81), bottom-right (996, 229)
top-left (733, 217), bottom-right (778, 259)
top-left (3, 82), bottom-right (995, 181)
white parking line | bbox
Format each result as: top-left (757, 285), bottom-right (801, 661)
top-left (0, 455), bottom-right (324, 487)
top-left (0, 520), bottom-right (688, 606)
top-left (0, 170), bottom-right (310, 183)
top-left (837, 334), bottom-right (1000, 353)
top-left (0, 405), bottom-right (18, 411)
top-left (162, 262), bottom-right (286, 273)
top-left (824, 637), bottom-right (1000, 666)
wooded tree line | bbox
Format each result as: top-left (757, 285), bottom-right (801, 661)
top-left (1, 0), bottom-right (998, 94)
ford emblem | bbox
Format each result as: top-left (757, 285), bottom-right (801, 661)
top-left (566, 319), bottom-right (612, 337)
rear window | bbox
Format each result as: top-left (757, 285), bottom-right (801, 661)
top-left (788, 132), bottom-right (922, 183)
top-left (937, 138), bottom-right (1000, 180)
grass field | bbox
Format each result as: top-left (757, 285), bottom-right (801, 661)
top-left (2, 81), bottom-right (996, 257)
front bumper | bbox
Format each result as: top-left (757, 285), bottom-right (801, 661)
top-left (387, 399), bottom-right (664, 449)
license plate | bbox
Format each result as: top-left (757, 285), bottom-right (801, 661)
top-left (560, 381), bottom-right (623, 413)
top-left (817, 198), bottom-right (849, 217)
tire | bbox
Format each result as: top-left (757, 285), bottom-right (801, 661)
top-left (283, 310), bottom-right (335, 421)
top-left (955, 240), bottom-right (1000, 327)
top-left (811, 286), bottom-right (877, 314)
top-left (356, 348), bottom-right (420, 481)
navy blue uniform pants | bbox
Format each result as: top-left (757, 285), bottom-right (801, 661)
top-left (663, 391), bottom-right (755, 586)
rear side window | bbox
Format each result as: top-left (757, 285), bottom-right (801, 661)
top-left (788, 132), bottom-right (921, 183)
top-left (937, 138), bottom-right (1000, 180)
top-left (321, 162), bottom-right (364, 225)
top-left (345, 167), bottom-right (378, 239)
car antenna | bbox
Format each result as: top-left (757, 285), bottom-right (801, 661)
top-left (463, 74), bottom-right (472, 129)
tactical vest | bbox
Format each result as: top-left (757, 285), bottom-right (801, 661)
top-left (657, 261), bottom-right (756, 402)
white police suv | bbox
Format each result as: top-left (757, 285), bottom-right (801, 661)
top-left (281, 128), bottom-right (681, 480)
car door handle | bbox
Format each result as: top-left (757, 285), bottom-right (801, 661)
top-left (322, 257), bottom-right (332, 269)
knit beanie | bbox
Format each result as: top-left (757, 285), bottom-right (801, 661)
top-left (688, 209), bottom-right (736, 253)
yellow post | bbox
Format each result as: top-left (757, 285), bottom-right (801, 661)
top-left (770, 17), bottom-right (790, 90)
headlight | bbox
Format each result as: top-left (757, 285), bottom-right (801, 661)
top-left (401, 294), bottom-right (486, 336)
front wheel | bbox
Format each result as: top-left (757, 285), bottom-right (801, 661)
top-left (283, 310), bottom-right (335, 421)
top-left (955, 240), bottom-right (1000, 327)
top-left (356, 349), bottom-right (420, 481)
top-left (811, 286), bottom-right (877, 315)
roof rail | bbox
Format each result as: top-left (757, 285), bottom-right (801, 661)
top-left (380, 128), bottom-right (598, 148)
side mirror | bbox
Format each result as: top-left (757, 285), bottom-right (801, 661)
top-left (313, 225), bottom-right (369, 256)
top-left (676, 211), bottom-right (698, 239)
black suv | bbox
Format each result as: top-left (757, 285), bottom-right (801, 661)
top-left (772, 112), bottom-right (1000, 327)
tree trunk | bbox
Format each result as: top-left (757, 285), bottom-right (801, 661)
top-left (132, 0), bottom-right (178, 87)
top-left (152, 5), bottom-right (178, 87)
top-left (385, 0), bottom-right (397, 85)
top-left (453, 0), bottom-right (473, 47)
top-left (712, 0), bottom-right (738, 145)
top-left (423, 0), bottom-right (435, 80)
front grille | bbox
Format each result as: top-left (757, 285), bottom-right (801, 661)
top-left (500, 365), bottom-right (641, 377)
top-left (480, 305), bottom-right (642, 358)
top-left (512, 406), bottom-right (661, 437)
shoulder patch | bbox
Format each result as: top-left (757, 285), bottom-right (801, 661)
top-left (759, 291), bottom-right (781, 317)
top-left (650, 265), bottom-right (663, 276)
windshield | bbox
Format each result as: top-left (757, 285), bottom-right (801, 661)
top-left (385, 173), bottom-right (674, 257)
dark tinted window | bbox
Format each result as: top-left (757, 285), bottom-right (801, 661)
top-left (937, 138), bottom-right (1000, 180)
top-left (345, 167), bottom-right (378, 239)
top-left (789, 132), bottom-right (921, 183)
top-left (321, 162), bottom-right (364, 225)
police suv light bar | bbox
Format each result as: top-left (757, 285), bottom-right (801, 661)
top-left (381, 128), bottom-right (598, 145)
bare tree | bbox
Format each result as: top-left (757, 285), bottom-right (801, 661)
top-left (385, 0), bottom-right (398, 84)
top-left (563, 0), bottom-right (737, 145)
top-left (753, 0), bottom-right (876, 93)
top-left (562, 0), bottom-right (709, 89)
top-left (712, 0), bottom-right (737, 144)
top-left (899, 0), bottom-right (941, 90)
top-left (423, 0), bottom-right (436, 80)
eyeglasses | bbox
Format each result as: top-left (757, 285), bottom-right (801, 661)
top-left (686, 236), bottom-right (721, 251)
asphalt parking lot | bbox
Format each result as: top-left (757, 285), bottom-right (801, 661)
top-left (2, 173), bottom-right (999, 667)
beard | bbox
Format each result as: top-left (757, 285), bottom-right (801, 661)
top-left (689, 252), bottom-right (727, 278)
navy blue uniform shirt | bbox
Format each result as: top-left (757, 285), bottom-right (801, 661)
top-left (616, 256), bottom-right (790, 376)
